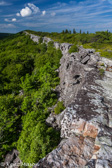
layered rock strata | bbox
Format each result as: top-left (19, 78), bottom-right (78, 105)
top-left (26, 32), bottom-right (112, 168)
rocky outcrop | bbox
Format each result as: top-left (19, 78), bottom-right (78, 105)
top-left (2, 149), bottom-right (21, 168)
top-left (25, 32), bottom-right (112, 168)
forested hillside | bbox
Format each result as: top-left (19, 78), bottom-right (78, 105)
top-left (0, 32), bottom-right (62, 164)
top-left (0, 33), bottom-right (13, 39)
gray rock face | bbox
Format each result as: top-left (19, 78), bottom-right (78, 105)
top-left (3, 149), bottom-right (21, 168)
top-left (25, 32), bottom-right (112, 168)
top-left (34, 136), bottom-right (95, 168)
top-left (30, 34), bottom-right (40, 43)
top-left (54, 42), bottom-right (60, 49)
top-left (81, 55), bottom-right (90, 64)
top-left (43, 37), bottom-right (53, 43)
top-left (24, 31), bottom-right (40, 43)
top-left (60, 43), bottom-right (73, 54)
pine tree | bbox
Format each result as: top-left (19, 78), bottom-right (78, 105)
top-left (69, 30), bottom-right (71, 34)
top-left (73, 28), bottom-right (76, 34)
top-left (62, 30), bottom-right (65, 34)
top-left (65, 29), bottom-right (69, 34)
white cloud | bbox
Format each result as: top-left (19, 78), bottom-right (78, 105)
top-left (42, 10), bottom-right (46, 16)
top-left (28, 3), bottom-right (40, 14)
top-left (12, 18), bottom-right (16, 22)
top-left (18, 3), bottom-right (40, 17)
top-left (20, 7), bottom-right (32, 17)
top-left (9, 0), bottom-right (112, 33)
top-left (5, 18), bottom-right (17, 22)
top-left (16, 13), bottom-right (20, 17)
top-left (4, 18), bottom-right (9, 22)
top-left (51, 12), bottom-right (56, 16)
top-left (7, 24), bottom-right (16, 28)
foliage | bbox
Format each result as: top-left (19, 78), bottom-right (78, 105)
top-left (100, 63), bottom-right (105, 66)
top-left (69, 44), bottom-right (79, 53)
top-left (39, 37), bottom-right (43, 43)
top-left (17, 113), bottom-right (60, 164)
top-left (0, 94), bottom-right (23, 159)
top-left (0, 32), bottom-right (62, 163)
top-left (54, 101), bottom-right (65, 115)
top-left (99, 68), bottom-right (105, 76)
top-left (27, 30), bottom-right (112, 59)
top-left (1, 29), bottom-right (112, 165)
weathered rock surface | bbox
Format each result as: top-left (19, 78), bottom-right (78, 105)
top-left (43, 37), bottom-right (53, 43)
top-left (34, 136), bottom-right (95, 168)
top-left (2, 149), bottom-right (21, 168)
top-left (25, 32), bottom-right (112, 168)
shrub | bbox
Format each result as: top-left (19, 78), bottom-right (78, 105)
top-left (100, 63), bottom-right (105, 66)
top-left (39, 37), bottom-right (43, 43)
top-left (54, 101), bottom-right (65, 115)
top-left (69, 44), bottom-right (78, 53)
top-left (99, 68), bottom-right (105, 76)
top-left (0, 32), bottom-right (62, 163)
top-left (48, 41), bottom-right (54, 48)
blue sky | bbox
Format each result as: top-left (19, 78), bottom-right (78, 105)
top-left (0, 0), bottom-right (112, 33)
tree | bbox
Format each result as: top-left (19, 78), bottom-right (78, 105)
top-left (80, 29), bottom-right (82, 34)
top-left (62, 30), bottom-right (65, 34)
top-left (65, 29), bottom-right (69, 34)
top-left (73, 28), bottom-right (76, 34)
top-left (0, 94), bottom-right (22, 160)
top-left (69, 30), bottom-right (71, 34)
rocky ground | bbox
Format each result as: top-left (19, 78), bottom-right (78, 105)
top-left (4, 32), bottom-right (112, 168)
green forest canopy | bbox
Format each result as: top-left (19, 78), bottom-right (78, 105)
top-left (0, 32), bottom-right (62, 164)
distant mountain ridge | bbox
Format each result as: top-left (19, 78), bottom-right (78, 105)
top-left (0, 33), bottom-right (13, 39)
